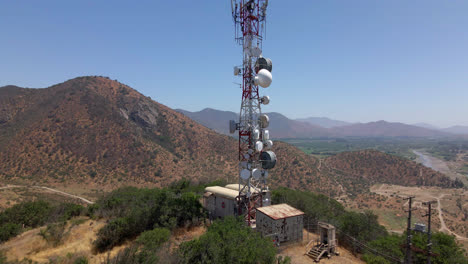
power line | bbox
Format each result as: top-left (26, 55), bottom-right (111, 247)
top-left (336, 228), bottom-right (403, 264)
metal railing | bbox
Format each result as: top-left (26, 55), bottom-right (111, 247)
top-left (302, 218), bottom-right (403, 264)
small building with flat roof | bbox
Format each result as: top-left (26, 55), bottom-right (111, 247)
top-left (256, 203), bottom-right (304, 244)
top-left (203, 186), bottom-right (239, 219)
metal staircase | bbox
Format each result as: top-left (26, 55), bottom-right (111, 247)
top-left (306, 243), bottom-right (328, 262)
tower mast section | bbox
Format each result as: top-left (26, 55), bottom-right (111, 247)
top-left (230, 0), bottom-right (275, 226)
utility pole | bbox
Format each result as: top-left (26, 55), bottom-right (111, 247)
top-left (423, 201), bottom-right (437, 264)
top-left (404, 196), bottom-right (416, 264)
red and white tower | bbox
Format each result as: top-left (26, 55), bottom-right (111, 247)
top-left (230, 0), bottom-right (276, 226)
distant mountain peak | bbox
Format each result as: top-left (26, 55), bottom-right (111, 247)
top-left (296, 116), bottom-right (352, 128)
top-left (412, 122), bottom-right (440, 130)
top-left (442, 125), bottom-right (468, 135)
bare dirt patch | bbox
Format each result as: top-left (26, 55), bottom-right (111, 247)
top-left (278, 229), bottom-right (364, 264)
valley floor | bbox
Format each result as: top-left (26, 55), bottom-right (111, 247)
top-left (413, 149), bottom-right (468, 185)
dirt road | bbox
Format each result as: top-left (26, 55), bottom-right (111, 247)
top-left (0, 185), bottom-right (94, 204)
top-left (433, 194), bottom-right (468, 241)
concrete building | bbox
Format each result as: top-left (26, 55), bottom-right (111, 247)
top-left (256, 203), bottom-right (304, 244)
top-left (203, 186), bottom-right (238, 219)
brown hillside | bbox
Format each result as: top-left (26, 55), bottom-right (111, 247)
top-left (0, 76), bottom-right (334, 194)
top-left (269, 141), bottom-right (339, 194)
top-left (324, 150), bottom-right (462, 189)
top-left (0, 77), bottom-right (238, 186)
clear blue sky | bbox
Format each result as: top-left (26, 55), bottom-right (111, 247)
top-left (1, 0), bottom-right (467, 127)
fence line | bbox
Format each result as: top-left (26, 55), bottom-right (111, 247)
top-left (303, 217), bottom-right (403, 264)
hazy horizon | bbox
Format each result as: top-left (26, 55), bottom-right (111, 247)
top-left (1, 0), bottom-right (467, 127)
top-left (177, 107), bottom-right (467, 129)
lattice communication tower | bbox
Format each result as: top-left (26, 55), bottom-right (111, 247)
top-left (230, 0), bottom-right (276, 226)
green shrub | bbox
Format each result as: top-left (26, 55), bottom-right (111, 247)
top-left (39, 222), bottom-right (66, 246)
top-left (178, 217), bottom-right (276, 264)
top-left (60, 203), bottom-right (84, 221)
top-left (136, 228), bottom-right (170, 250)
top-left (106, 228), bottom-right (171, 264)
top-left (0, 200), bottom-right (84, 242)
top-left (93, 187), bottom-right (205, 252)
top-left (0, 200), bottom-right (51, 228)
top-left (94, 217), bottom-right (131, 251)
top-left (0, 223), bottom-right (21, 242)
top-left (337, 210), bottom-right (388, 245)
top-left (272, 187), bottom-right (346, 222)
top-left (364, 231), bottom-right (468, 264)
top-left (362, 254), bottom-right (391, 264)
top-left (47, 203), bottom-right (84, 223)
top-left (135, 228), bottom-right (170, 263)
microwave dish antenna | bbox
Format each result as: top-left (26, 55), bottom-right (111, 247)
top-left (254, 69), bottom-right (272, 88)
top-left (261, 95), bottom-right (270, 105)
top-left (255, 57), bottom-right (272, 73)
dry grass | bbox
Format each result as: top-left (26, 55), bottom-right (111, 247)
top-left (0, 218), bottom-right (112, 263)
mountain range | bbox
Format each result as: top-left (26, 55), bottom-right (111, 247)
top-left (177, 108), bottom-right (460, 138)
top-left (296, 116), bottom-right (352, 128)
top-left (0, 77), bottom-right (462, 195)
top-left (440, 125), bottom-right (468, 135)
